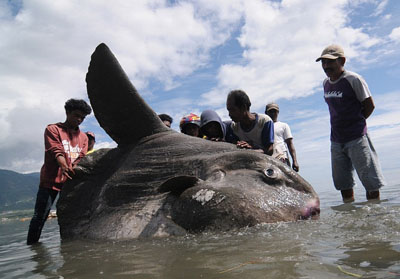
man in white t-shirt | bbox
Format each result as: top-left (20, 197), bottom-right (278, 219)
top-left (266, 103), bottom-right (299, 172)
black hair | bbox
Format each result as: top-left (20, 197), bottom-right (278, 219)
top-left (64, 99), bottom-right (92, 115)
top-left (228, 90), bottom-right (251, 111)
top-left (86, 132), bottom-right (95, 141)
top-left (158, 114), bottom-right (173, 123)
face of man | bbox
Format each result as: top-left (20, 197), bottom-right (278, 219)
top-left (321, 58), bottom-right (344, 81)
top-left (183, 123), bottom-right (200, 137)
top-left (162, 120), bottom-right (171, 128)
top-left (202, 122), bottom-right (222, 138)
top-left (226, 97), bottom-right (245, 123)
top-left (88, 138), bottom-right (95, 151)
top-left (66, 110), bottom-right (87, 129)
top-left (266, 109), bottom-right (279, 122)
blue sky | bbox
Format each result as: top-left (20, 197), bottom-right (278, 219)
top-left (1, 0), bottom-right (399, 193)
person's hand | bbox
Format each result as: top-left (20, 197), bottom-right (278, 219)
top-left (292, 162), bottom-right (299, 172)
top-left (61, 165), bottom-right (75, 180)
top-left (236, 141), bottom-right (252, 149)
top-left (210, 137), bottom-right (224, 142)
top-left (57, 155), bottom-right (75, 180)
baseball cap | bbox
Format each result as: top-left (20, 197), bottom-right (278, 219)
top-left (265, 103), bottom-right (279, 112)
top-left (179, 113), bottom-right (201, 132)
top-left (315, 44), bottom-right (345, 62)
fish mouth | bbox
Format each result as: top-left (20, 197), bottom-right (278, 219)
top-left (299, 198), bottom-right (320, 220)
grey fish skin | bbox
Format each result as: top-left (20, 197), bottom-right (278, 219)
top-left (57, 44), bottom-right (320, 240)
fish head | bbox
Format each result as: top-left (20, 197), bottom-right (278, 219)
top-left (160, 151), bottom-right (320, 232)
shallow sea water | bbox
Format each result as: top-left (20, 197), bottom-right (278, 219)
top-left (1, 184), bottom-right (399, 279)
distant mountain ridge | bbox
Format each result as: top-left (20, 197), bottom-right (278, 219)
top-left (0, 169), bottom-right (39, 212)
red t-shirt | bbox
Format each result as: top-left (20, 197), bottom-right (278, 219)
top-left (39, 123), bottom-right (88, 191)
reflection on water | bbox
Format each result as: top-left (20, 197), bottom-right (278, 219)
top-left (30, 242), bottom-right (64, 278)
top-left (339, 240), bottom-right (400, 270)
top-left (1, 184), bottom-right (400, 278)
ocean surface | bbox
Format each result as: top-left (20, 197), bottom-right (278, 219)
top-left (1, 184), bottom-right (399, 279)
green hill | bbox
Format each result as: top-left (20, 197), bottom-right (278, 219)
top-left (0, 169), bottom-right (39, 212)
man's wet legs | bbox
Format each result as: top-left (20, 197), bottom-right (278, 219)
top-left (341, 189), bottom-right (355, 203)
top-left (27, 187), bottom-right (58, 245)
top-left (366, 190), bottom-right (380, 200)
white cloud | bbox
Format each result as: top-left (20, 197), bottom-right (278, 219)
top-left (389, 26), bottom-right (400, 42)
top-left (372, 0), bottom-right (389, 16)
top-left (94, 141), bottom-right (117, 150)
top-left (0, 0), bottom-right (236, 172)
top-left (367, 90), bottom-right (400, 144)
top-left (201, 0), bottom-right (382, 111)
top-left (382, 14), bottom-right (391, 20)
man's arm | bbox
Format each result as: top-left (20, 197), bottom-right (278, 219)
top-left (264, 143), bottom-right (273, 155)
top-left (285, 138), bottom-right (299, 172)
top-left (362, 97), bottom-right (375, 119)
top-left (45, 125), bottom-right (75, 180)
top-left (56, 154), bottom-right (74, 180)
top-left (261, 119), bottom-right (274, 155)
top-left (236, 141), bottom-right (272, 154)
top-left (44, 125), bottom-right (66, 159)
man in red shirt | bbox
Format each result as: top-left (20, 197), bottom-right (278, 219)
top-left (27, 99), bottom-right (92, 245)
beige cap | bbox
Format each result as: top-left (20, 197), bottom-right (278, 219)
top-left (316, 44), bottom-right (345, 62)
top-left (265, 103), bottom-right (279, 112)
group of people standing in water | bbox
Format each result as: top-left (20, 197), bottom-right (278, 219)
top-left (159, 44), bottom-right (386, 205)
top-left (26, 44), bottom-right (386, 246)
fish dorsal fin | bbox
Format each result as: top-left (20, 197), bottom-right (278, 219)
top-left (86, 43), bottom-right (169, 146)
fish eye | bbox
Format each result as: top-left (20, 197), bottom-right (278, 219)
top-left (264, 168), bottom-right (277, 179)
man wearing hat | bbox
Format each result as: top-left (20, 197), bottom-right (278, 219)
top-left (316, 44), bottom-right (385, 202)
top-left (265, 103), bottom-right (299, 172)
top-left (179, 113), bottom-right (201, 137)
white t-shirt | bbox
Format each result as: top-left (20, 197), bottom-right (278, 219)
top-left (272, 121), bottom-right (292, 160)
